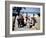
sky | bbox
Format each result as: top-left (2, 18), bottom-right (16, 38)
top-left (20, 7), bottom-right (40, 14)
top-left (13, 7), bottom-right (40, 15)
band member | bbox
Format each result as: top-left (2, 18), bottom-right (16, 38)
top-left (26, 16), bottom-right (37, 28)
top-left (17, 14), bottom-right (26, 28)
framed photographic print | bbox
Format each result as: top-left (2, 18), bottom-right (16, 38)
top-left (5, 1), bottom-right (45, 37)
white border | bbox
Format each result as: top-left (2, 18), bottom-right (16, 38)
top-left (10, 4), bottom-right (43, 34)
